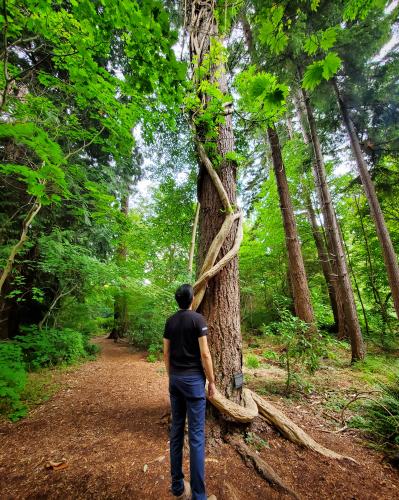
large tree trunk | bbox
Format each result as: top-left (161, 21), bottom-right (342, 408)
top-left (267, 126), bottom-right (315, 324)
top-left (299, 85), bottom-right (364, 361)
top-left (188, 0), bottom-right (242, 401)
top-left (333, 78), bottom-right (399, 321)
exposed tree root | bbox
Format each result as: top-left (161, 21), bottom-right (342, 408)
top-left (206, 376), bottom-right (357, 463)
top-left (225, 433), bottom-right (299, 499)
top-left (220, 480), bottom-right (241, 500)
top-left (250, 391), bottom-right (358, 464)
top-left (207, 385), bottom-right (258, 423)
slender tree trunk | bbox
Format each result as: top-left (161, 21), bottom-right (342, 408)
top-left (299, 85), bottom-right (364, 360)
top-left (294, 93), bottom-right (344, 333)
top-left (188, 202), bottom-right (200, 279)
top-left (0, 199), bottom-right (41, 296)
top-left (267, 126), bottom-right (315, 324)
top-left (333, 78), bottom-right (399, 321)
top-left (188, 0), bottom-right (242, 400)
top-left (354, 195), bottom-right (391, 336)
top-left (342, 237), bottom-right (370, 337)
top-left (242, 15), bottom-right (315, 325)
top-left (38, 284), bottom-right (78, 329)
top-left (304, 190), bottom-right (339, 328)
top-left (110, 194), bottom-right (129, 341)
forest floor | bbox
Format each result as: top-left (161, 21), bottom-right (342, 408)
top-left (0, 336), bottom-right (398, 500)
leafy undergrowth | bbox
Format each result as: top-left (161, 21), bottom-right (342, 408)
top-left (243, 332), bottom-right (399, 464)
top-left (0, 327), bottom-right (100, 421)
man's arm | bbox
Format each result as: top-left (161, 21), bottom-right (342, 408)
top-left (198, 336), bottom-right (216, 398)
top-left (163, 338), bottom-right (170, 376)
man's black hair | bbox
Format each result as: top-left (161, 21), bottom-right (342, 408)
top-left (175, 284), bottom-right (194, 310)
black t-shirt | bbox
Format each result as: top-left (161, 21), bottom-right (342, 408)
top-left (163, 309), bottom-right (208, 374)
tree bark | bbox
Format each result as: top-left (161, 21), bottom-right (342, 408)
top-left (333, 78), bottom-right (399, 321)
top-left (188, 202), bottom-right (200, 279)
top-left (111, 194), bottom-right (129, 341)
top-left (188, 0), bottom-right (242, 401)
top-left (299, 85), bottom-right (364, 361)
top-left (0, 199), bottom-right (41, 296)
top-left (304, 190), bottom-right (339, 328)
top-left (267, 126), bottom-right (315, 324)
top-left (241, 14), bottom-right (315, 325)
top-left (354, 195), bottom-right (391, 333)
top-left (294, 92), bottom-right (344, 332)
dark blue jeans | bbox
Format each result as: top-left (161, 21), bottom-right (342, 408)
top-left (169, 372), bottom-right (206, 500)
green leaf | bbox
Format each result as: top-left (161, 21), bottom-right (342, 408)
top-left (320, 27), bottom-right (338, 51)
top-left (310, 0), bottom-right (320, 10)
top-left (322, 52), bottom-right (341, 80)
top-left (302, 52), bottom-right (341, 90)
top-left (343, 0), bottom-right (386, 21)
top-left (302, 60), bottom-right (324, 90)
top-left (304, 35), bottom-right (319, 55)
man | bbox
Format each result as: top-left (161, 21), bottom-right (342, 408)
top-left (163, 284), bottom-right (216, 500)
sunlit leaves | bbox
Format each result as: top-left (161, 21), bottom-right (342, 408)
top-left (304, 27), bottom-right (338, 55)
top-left (310, 0), bottom-right (321, 11)
top-left (235, 66), bottom-right (288, 125)
top-left (322, 52), bottom-right (342, 79)
top-left (257, 5), bottom-right (288, 55)
top-left (343, 0), bottom-right (386, 21)
top-left (0, 122), bottom-right (68, 204)
top-left (302, 52), bottom-right (342, 90)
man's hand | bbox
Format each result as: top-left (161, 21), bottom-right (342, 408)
top-left (208, 382), bottom-right (216, 398)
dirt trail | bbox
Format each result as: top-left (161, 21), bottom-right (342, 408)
top-left (0, 337), bottom-right (398, 499)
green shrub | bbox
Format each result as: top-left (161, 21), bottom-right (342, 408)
top-left (83, 337), bottom-right (101, 357)
top-left (147, 343), bottom-right (162, 363)
top-left (261, 307), bottom-right (328, 392)
top-left (350, 377), bottom-right (399, 462)
top-left (0, 342), bottom-right (28, 420)
top-left (262, 349), bottom-right (278, 361)
top-left (1, 327), bottom-right (99, 421)
top-left (15, 326), bottom-right (87, 369)
top-left (245, 353), bottom-right (260, 369)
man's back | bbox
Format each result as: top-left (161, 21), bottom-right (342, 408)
top-left (164, 310), bottom-right (208, 373)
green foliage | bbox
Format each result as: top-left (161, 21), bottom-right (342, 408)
top-left (1, 0), bottom-right (185, 342)
top-left (304, 27), bottom-right (338, 55)
top-left (235, 66), bottom-right (288, 125)
top-left (245, 353), bottom-right (261, 369)
top-left (0, 343), bottom-right (27, 420)
top-left (302, 52), bottom-right (342, 90)
top-left (15, 326), bottom-right (92, 370)
top-left (0, 325), bottom-right (99, 420)
top-left (343, 0), bottom-right (386, 21)
top-left (245, 431), bottom-right (269, 451)
top-left (349, 377), bottom-right (399, 461)
top-left (257, 4), bottom-right (288, 54)
top-left (147, 343), bottom-right (162, 363)
top-left (262, 349), bottom-right (278, 361)
top-left (262, 306), bottom-right (327, 392)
